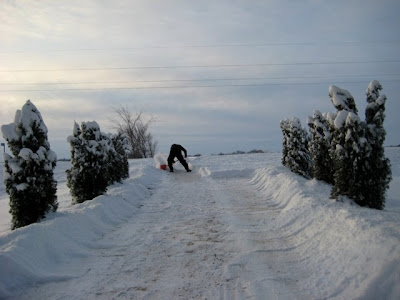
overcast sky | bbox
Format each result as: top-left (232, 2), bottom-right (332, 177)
top-left (1, 0), bottom-right (399, 158)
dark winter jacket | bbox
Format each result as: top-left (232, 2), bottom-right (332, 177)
top-left (169, 144), bottom-right (187, 158)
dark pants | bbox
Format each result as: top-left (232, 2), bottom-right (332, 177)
top-left (168, 152), bottom-right (189, 172)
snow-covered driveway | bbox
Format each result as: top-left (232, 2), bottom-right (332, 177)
top-left (2, 151), bottom-right (400, 299)
top-left (18, 163), bottom-right (301, 299)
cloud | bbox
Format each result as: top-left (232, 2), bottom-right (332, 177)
top-left (1, 0), bottom-right (399, 157)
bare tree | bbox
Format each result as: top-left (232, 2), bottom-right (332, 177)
top-left (110, 106), bottom-right (157, 158)
top-left (146, 132), bottom-right (158, 157)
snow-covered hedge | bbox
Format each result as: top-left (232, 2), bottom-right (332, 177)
top-left (280, 117), bottom-right (312, 179)
top-left (307, 110), bottom-right (333, 184)
top-left (66, 122), bottom-right (130, 204)
top-left (282, 80), bottom-right (391, 210)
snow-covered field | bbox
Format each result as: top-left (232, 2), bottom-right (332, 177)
top-left (0, 149), bottom-right (399, 299)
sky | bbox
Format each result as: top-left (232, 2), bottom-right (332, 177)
top-left (0, 0), bottom-right (399, 159)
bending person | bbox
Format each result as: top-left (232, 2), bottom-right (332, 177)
top-left (167, 144), bottom-right (191, 173)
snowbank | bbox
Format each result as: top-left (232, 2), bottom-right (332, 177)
top-left (248, 165), bottom-right (400, 299)
top-left (0, 160), bottom-right (160, 298)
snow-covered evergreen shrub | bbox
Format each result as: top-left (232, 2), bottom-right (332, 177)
top-left (307, 110), bottom-right (334, 184)
top-left (66, 121), bottom-right (109, 204)
top-left (362, 80), bottom-right (391, 209)
top-left (65, 122), bottom-right (82, 203)
top-left (100, 132), bottom-right (115, 185)
top-left (103, 132), bottom-right (129, 185)
top-left (283, 82), bottom-right (391, 209)
top-left (280, 119), bottom-right (290, 167)
top-left (1, 100), bottom-right (58, 229)
top-left (280, 117), bottom-right (312, 178)
top-left (340, 112), bottom-right (370, 204)
top-left (328, 85), bottom-right (383, 208)
top-left (110, 133), bottom-right (130, 182)
top-left (329, 86), bottom-right (360, 200)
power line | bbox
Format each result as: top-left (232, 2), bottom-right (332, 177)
top-left (1, 73), bottom-right (399, 86)
top-left (0, 40), bottom-right (399, 53)
top-left (1, 79), bottom-right (399, 92)
top-left (1, 59), bottom-right (399, 73)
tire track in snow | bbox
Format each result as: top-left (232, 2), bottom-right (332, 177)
top-left (211, 176), bottom-right (307, 300)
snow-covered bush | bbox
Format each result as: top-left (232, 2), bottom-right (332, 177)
top-left (100, 132), bottom-right (116, 185)
top-left (104, 132), bottom-right (130, 185)
top-left (280, 117), bottom-right (312, 179)
top-left (362, 80), bottom-right (391, 209)
top-left (1, 100), bottom-right (58, 229)
top-left (282, 82), bottom-right (391, 210)
top-left (280, 119), bottom-right (290, 167)
top-left (331, 110), bottom-right (370, 203)
top-left (328, 83), bottom-right (391, 209)
top-left (307, 110), bottom-right (334, 184)
top-left (109, 133), bottom-right (130, 183)
top-left (329, 86), bottom-right (363, 201)
top-left (66, 122), bottom-right (131, 204)
top-left (66, 121), bottom-right (109, 204)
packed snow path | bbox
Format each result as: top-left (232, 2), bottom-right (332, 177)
top-left (17, 167), bottom-right (303, 299)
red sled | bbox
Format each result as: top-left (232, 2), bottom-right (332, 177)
top-left (160, 164), bottom-right (167, 170)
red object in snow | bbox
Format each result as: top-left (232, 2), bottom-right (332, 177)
top-left (160, 164), bottom-right (167, 170)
